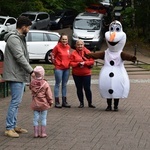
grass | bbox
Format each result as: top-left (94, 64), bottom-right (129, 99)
top-left (31, 63), bottom-right (102, 76)
top-left (31, 62), bottom-right (150, 76)
top-left (31, 64), bottom-right (55, 76)
top-left (137, 64), bottom-right (150, 71)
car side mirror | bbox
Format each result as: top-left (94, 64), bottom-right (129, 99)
top-left (6, 23), bottom-right (10, 26)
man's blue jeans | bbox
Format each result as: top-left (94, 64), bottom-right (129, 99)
top-left (6, 82), bottom-right (25, 130)
top-left (33, 110), bottom-right (48, 126)
top-left (54, 69), bottom-right (70, 98)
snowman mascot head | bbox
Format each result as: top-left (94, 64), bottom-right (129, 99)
top-left (105, 20), bottom-right (126, 52)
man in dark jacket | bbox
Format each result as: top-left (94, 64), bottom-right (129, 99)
top-left (3, 16), bottom-right (34, 138)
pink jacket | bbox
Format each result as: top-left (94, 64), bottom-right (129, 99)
top-left (29, 79), bottom-right (53, 111)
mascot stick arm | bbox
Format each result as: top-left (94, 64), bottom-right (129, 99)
top-left (85, 51), bottom-right (105, 59)
top-left (121, 52), bottom-right (137, 63)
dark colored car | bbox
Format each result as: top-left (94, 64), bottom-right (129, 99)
top-left (49, 9), bottom-right (77, 29)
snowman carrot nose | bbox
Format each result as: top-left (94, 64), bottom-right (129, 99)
top-left (110, 32), bottom-right (116, 42)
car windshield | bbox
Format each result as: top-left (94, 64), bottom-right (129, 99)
top-left (104, 0), bottom-right (110, 2)
top-left (74, 19), bottom-right (101, 30)
top-left (100, 0), bottom-right (110, 3)
top-left (21, 14), bottom-right (36, 21)
top-left (0, 18), bottom-right (6, 25)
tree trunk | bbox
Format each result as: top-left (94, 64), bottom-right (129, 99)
top-left (131, 0), bottom-right (135, 27)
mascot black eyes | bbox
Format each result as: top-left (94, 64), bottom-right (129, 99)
top-left (85, 20), bottom-right (136, 111)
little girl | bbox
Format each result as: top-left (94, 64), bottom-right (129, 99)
top-left (29, 66), bottom-right (53, 138)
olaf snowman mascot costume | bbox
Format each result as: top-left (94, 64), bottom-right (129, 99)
top-left (85, 20), bottom-right (136, 111)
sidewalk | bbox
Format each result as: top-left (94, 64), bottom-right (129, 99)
top-left (0, 50), bottom-right (150, 150)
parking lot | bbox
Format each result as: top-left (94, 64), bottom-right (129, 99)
top-left (52, 27), bottom-right (107, 54)
top-left (52, 27), bottom-right (73, 45)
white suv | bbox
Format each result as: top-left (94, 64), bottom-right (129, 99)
top-left (0, 16), bottom-right (17, 34)
top-left (0, 30), bottom-right (60, 63)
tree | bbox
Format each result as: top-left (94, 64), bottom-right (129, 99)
top-left (135, 0), bottom-right (150, 40)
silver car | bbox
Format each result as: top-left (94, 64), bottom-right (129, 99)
top-left (20, 11), bottom-right (50, 30)
top-left (0, 16), bottom-right (17, 34)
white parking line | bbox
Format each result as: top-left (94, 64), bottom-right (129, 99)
top-left (48, 79), bottom-right (150, 85)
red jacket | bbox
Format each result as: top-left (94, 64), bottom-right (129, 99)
top-left (52, 42), bottom-right (71, 69)
top-left (70, 47), bottom-right (94, 76)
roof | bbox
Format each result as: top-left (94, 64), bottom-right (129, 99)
top-left (21, 11), bottom-right (48, 15)
top-left (76, 12), bottom-right (104, 19)
top-left (29, 30), bottom-right (60, 36)
top-left (0, 16), bottom-right (14, 19)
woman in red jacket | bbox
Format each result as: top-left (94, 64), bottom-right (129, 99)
top-left (51, 33), bottom-right (71, 108)
top-left (70, 39), bottom-right (95, 108)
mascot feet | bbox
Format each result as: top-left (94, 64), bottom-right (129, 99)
top-left (105, 106), bottom-right (112, 111)
top-left (114, 107), bottom-right (118, 111)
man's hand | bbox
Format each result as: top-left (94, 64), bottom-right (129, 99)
top-left (31, 72), bottom-right (35, 79)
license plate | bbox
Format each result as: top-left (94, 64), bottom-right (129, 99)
top-left (84, 43), bottom-right (90, 45)
top-left (115, 12), bottom-right (121, 16)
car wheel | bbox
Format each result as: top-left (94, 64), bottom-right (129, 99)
top-left (45, 50), bottom-right (52, 64)
top-left (46, 24), bottom-right (51, 30)
top-left (31, 60), bottom-right (39, 63)
top-left (0, 51), bottom-right (4, 61)
top-left (59, 23), bottom-right (63, 29)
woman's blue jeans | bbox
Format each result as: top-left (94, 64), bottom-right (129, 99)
top-left (33, 110), bottom-right (48, 126)
top-left (6, 82), bottom-right (25, 130)
top-left (54, 69), bottom-right (70, 98)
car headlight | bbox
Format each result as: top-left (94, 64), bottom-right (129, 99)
top-left (93, 34), bottom-right (100, 39)
top-left (73, 33), bottom-right (78, 38)
top-left (55, 18), bottom-right (60, 23)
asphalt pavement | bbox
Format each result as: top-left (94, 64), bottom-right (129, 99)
top-left (0, 28), bottom-right (150, 150)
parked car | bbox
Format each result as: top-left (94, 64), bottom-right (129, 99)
top-left (85, 3), bottom-right (107, 15)
top-left (0, 30), bottom-right (60, 63)
top-left (0, 16), bottom-right (17, 34)
top-left (99, 0), bottom-right (113, 13)
top-left (20, 11), bottom-right (50, 30)
top-left (50, 9), bottom-right (77, 29)
top-left (99, 0), bottom-right (113, 8)
top-left (71, 12), bottom-right (105, 50)
top-left (112, 6), bottom-right (124, 21)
